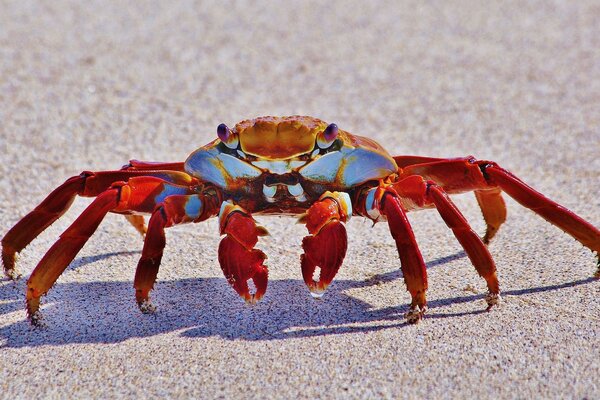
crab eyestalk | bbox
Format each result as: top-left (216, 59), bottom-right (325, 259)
top-left (217, 123), bottom-right (239, 149)
top-left (316, 123), bottom-right (339, 149)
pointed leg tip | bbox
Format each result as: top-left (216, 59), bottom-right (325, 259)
top-left (137, 299), bottom-right (157, 314)
top-left (2, 250), bottom-right (20, 280)
top-left (405, 305), bottom-right (426, 324)
top-left (4, 268), bottom-right (21, 281)
top-left (28, 311), bottom-right (46, 328)
top-left (485, 292), bottom-right (501, 310)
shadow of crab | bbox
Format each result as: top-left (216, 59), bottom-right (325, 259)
top-left (0, 250), bottom-right (595, 348)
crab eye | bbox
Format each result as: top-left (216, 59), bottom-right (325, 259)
top-left (317, 123), bottom-right (339, 149)
top-left (217, 123), bottom-right (239, 149)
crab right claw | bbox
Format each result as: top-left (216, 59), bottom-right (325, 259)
top-left (218, 201), bottom-right (269, 303)
top-left (218, 235), bottom-right (268, 303)
top-left (299, 192), bottom-right (350, 298)
top-left (301, 220), bottom-right (348, 298)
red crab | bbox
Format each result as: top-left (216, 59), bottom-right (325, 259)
top-left (2, 116), bottom-right (599, 325)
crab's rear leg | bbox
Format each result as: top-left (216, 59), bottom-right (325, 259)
top-left (2, 169), bottom-right (195, 279)
top-left (217, 201), bottom-right (269, 304)
top-left (24, 177), bottom-right (197, 324)
top-left (299, 192), bottom-right (351, 298)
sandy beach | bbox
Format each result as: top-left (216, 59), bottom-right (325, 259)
top-left (1, 1), bottom-right (599, 398)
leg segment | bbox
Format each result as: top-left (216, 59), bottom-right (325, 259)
top-left (398, 157), bottom-right (509, 242)
top-left (375, 188), bottom-right (428, 323)
top-left (427, 184), bottom-right (500, 307)
top-left (2, 169), bottom-right (195, 279)
top-left (398, 156), bottom-right (600, 267)
top-left (299, 191), bottom-right (351, 298)
top-left (390, 175), bottom-right (500, 307)
top-left (25, 188), bottom-right (120, 323)
top-left (483, 164), bottom-right (600, 257)
top-left (217, 201), bottom-right (269, 304)
top-left (24, 177), bottom-right (197, 323)
top-left (474, 188), bottom-right (507, 244)
top-left (133, 192), bottom-right (219, 311)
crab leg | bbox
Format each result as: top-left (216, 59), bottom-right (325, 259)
top-left (374, 188), bottom-right (428, 323)
top-left (24, 177), bottom-right (196, 324)
top-left (218, 201), bottom-right (269, 304)
top-left (134, 192), bottom-right (220, 311)
top-left (399, 156), bottom-right (600, 264)
top-left (473, 188), bottom-right (507, 244)
top-left (122, 159), bottom-right (186, 172)
top-left (2, 169), bottom-right (195, 279)
top-left (397, 156), bottom-right (509, 244)
top-left (299, 191), bottom-right (350, 298)
top-left (391, 176), bottom-right (500, 308)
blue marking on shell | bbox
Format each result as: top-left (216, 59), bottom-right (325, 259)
top-left (298, 152), bottom-right (344, 182)
top-left (184, 196), bottom-right (203, 219)
top-left (339, 148), bottom-right (397, 187)
top-left (153, 184), bottom-right (191, 205)
top-left (185, 148), bottom-right (262, 188)
top-left (299, 148), bottom-right (396, 188)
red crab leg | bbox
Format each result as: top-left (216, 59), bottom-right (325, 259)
top-left (122, 159), bottom-right (186, 172)
top-left (474, 188), bottom-right (507, 244)
top-left (391, 176), bottom-right (500, 308)
top-left (24, 177), bottom-right (196, 324)
top-left (397, 156), bottom-right (509, 243)
top-left (2, 169), bottom-right (195, 279)
top-left (134, 192), bottom-right (220, 311)
top-left (398, 157), bottom-right (600, 265)
top-left (375, 188), bottom-right (428, 323)
top-left (299, 192), bottom-right (350, 297)
top-left (218, 202), bottom-right (269, 304)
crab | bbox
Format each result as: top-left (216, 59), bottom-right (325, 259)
top-left (2, 116), bottom-right (599, 325)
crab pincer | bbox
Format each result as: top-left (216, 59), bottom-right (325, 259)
top-left (218, 201), bottom-right (269, 304)
top-left (300, 192), bottom-right (351, 298)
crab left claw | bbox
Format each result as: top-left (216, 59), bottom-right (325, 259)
top-left (218, 201), bottom-right (269, 303)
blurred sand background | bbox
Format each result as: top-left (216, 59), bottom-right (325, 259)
top-left (0, 1), bottom-right (599, 398)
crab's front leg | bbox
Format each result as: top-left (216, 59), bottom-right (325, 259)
top-left (133, 190), bottom-right (222, 311)
top-left (218, 201), bottom-right (269, 304)
top-left (299, 191), bottom-right (350, 298)
top-left (357, 187), bottom-right (428, 323)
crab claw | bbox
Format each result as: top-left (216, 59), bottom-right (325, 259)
top-left (301, 220), bottom-right (348, 298)
top-left (219, 236), bottom-right (268, 304)
top-left (218, 204), bottom-right (269, 303)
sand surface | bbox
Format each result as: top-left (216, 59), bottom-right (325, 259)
top-left (1, 1), bottom-right (599, 399)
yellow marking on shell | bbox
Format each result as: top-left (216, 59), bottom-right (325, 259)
top-left (234, 116), bottom-right (328, 160)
